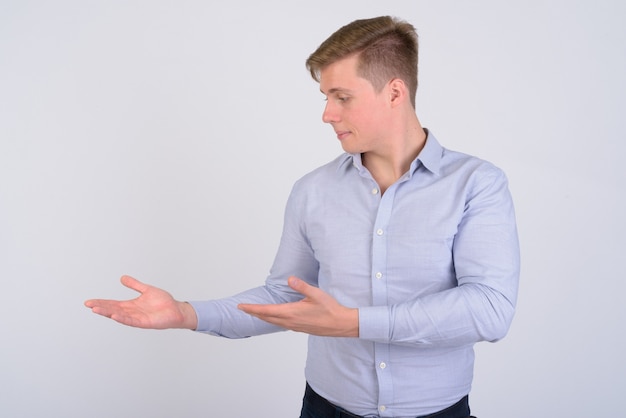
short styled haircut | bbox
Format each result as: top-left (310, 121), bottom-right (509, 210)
top-left (306, 16), bottom-right (419, 108)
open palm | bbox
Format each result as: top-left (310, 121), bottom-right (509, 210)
top-left (85, 275), bottom-right (197, 330)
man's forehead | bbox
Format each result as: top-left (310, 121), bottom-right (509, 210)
top-left (319, 74), bottom-right (374, 96)
top-left (318, 57), bottom-right (369, 93)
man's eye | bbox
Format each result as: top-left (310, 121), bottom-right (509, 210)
top-left (322, 95), bottom-right (349, 103)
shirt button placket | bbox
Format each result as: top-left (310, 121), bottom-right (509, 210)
top-left (372, 186), bottom-right (393, 416)
top-left (377, 359), bottom-right (391, 416)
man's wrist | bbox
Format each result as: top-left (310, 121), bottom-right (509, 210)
top-left (343, 307), bottom-right (360, 338)
top-left (179, 301), bottom-right (199, 330)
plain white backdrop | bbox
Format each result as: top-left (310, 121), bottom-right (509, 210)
top-left (1, 1), bottom-right (624, 417)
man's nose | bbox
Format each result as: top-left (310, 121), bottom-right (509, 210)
top-left (322, 101), bottom-right (339, 124)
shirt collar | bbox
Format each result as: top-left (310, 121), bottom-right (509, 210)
top-left (412, 128), bottom-right (442, 176)
top-left (340, 128), bottom-right (443, 177)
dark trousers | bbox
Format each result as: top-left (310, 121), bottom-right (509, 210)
top-left (300, 383), bottom-right (475, 418)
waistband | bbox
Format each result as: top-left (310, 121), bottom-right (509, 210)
top-left (302, 382), bottom-right (474, 418)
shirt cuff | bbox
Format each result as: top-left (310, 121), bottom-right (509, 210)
top-left (358, 305), bottom-right (390, 341)
top-left (187, 300), bottom-right (220, 334)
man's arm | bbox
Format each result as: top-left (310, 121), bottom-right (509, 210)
top-left (238, 167), bottom-right (519, 345)
top-left (359, 167), bottom-right (520, 346)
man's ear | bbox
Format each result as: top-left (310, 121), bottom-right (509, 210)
top-left (388, 78), bottom-right (407, 107)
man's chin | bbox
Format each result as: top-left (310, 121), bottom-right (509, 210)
top-left (339, 142), bottom-right (359, 154)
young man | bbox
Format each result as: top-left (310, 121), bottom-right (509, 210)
top-left (86, 16), bottom-right (519, 418)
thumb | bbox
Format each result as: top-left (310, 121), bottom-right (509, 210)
top-left (288, 276), bottom-right (318, 297)
top-left (120, 275), bottom-right (148, 294)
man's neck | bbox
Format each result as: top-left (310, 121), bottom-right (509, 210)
top-left (362, 117), bottom-right (426, 194)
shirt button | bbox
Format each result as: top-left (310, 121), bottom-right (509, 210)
top-left (379, 362), bottom-right (387, 369)
top-left (371, 188), bottom-right (379, 195)
top-left (376, 229), bottom-right (384, 236)
top-left (379, 405), bottom-right (386, 412)
top-left (375, 272), bottom-right (383, 279)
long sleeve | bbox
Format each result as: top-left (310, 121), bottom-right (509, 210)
top-left (359, 168), bottom-right (520, 346)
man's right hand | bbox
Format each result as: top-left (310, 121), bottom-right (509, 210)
top-left (84, 275), bottom-right (198, 330)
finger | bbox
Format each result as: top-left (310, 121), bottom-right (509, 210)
top-left (237, 303), bottom-right (269, 316)
top-left (84, 298), bottom-right (117, 309)
top-left (86, 300), bottom-right (120, 318)
top-left (238, 302), bottom-right (289, 318)
top-left (237, 304), bottom-right (293, 330)
top-left (84, 276), bottom-right (147, 308)
top-left (120, 275), bottom-right (148, 294)
top-left (288, 276), bottom-right (321, 299)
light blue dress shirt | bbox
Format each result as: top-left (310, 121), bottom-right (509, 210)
top-left (190, 131), bottom-right (520, 417)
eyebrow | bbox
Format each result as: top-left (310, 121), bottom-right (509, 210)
top-left (320, 87), bottom-right (353, 95)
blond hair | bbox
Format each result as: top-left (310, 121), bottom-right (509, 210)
top-left (306, 16), bottom-right (419, 107)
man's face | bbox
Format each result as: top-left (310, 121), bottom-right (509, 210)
top-left (319, 55), bottom-right (390, 155)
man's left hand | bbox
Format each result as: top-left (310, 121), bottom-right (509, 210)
top-left (238, 276), bottom-right (359, 337)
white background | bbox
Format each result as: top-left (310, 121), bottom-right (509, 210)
top-left (1, 1), bottom-right (624, 417)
